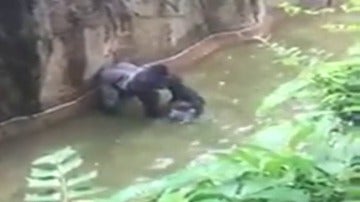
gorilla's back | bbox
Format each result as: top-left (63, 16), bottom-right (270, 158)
top-left (99, 62), bottom-right (143, 89)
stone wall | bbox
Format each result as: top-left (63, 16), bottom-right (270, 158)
top-left (0, 0), bottom-right (41, 121)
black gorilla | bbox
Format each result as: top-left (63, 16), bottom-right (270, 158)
top-left (166, 75), bottom-right (205, 123)
top-left (97, 62), bottom-right (169, 117)
top-left (96, 62), bottom-right (205, 121)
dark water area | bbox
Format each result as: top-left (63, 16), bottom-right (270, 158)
top-left (0, 13), bottom-right (357, 201)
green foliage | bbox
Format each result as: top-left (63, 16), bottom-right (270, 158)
top-left (278, 0), bottom-right (360, 16)
top-left (340, 0), bottom-right (360, 13)
top-left (321, 2), bottom-right (360, 33)
top-left (260, 0), bottom-right (360, 123)
top-left (260, 41), bottom-right (333, 68)
top-left (25, 147), bottom-right (106, 202)
top-left (322, 24), bottom-right (360, 32)
top-left (257, 41), bottom-right (360, 126)
top-left (108, 115), bottom-right (359, 202)
top-left (277, 2), bottom-right (335, 16)
top-left (256, 41), bottom-right (333, 116)
top-left (277, 2), bottom-right (302, 16)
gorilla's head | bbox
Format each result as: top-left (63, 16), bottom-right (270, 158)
top-left (167, 101), bottom-right (197, 124)
top-left (137, 64), bottom-right (170, 90)
top-left (148, 64), bottom-right (169, 76)
top-left (129, 64), bottom-right (170, 92)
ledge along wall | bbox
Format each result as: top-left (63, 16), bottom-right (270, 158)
top-left (0, 14), bottom-right (274, 142)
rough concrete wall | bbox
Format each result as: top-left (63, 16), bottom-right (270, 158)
top-left (130, 0), bottom-right (208, 62)
top-left (33, 0), bottom-right (109, 108)
top-left (0, 0), bottom-right (41, 121)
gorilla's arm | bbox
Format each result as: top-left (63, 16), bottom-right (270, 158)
top-left (192, 95), bottom-right (205, 117)
top-left (125, 64), bottom-right (170, 118)
top-left (167, 75), bottom-right (205, 117)
top-left (98, 84), bottom-right (121, 114)
top-left (135, 90), bottom-right (162, 118)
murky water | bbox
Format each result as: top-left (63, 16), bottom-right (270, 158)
top-left (0, 14), bottom-right (357, 201)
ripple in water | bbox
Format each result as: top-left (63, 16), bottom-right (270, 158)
top-left (148, 158), bottom-right (175, 170)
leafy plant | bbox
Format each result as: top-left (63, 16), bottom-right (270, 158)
top-left (277, 1), bottom-right (335, 16)
top-left (257, 40), bottom-right (360, 128)
top-left (108, 116), bottom-right (358, 202)
top-left (258, 0), bottom-right (360, 125)
top-left (321, 1), bottom-right (360, 33)
top-left (340, 0), bottom-right (360, 13)
top-left (322, 23), bottom-right (360, 32)
top-left (259, 41), bottom-right (333, 68)
top-left (24, 147), bottom-right (106, 202)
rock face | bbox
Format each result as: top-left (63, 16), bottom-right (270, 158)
top-left (0, 0), bottom-right (41, 121)
top-left (0, 0), bottom-right (267, 122)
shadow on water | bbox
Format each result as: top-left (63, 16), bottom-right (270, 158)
top-left (0, 13), bottom-right (357, 201)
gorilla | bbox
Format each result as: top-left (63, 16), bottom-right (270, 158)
top-left (96, 61), bottom-right (205, 122)
top-left (166, 75), bottom-right (205, 123)
top-left (97, 62), bottom-right (170, 118)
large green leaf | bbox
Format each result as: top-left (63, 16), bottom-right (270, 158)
top-left (239, 176), bottom-right (292, 197)
top-left (229, 148), bottom-right (261, 168)
top-left (345, 185), bottom-right (360, 200)
top-left (33, 147), bottom-right (77, 166)
top-left (68, 187), bottom-right (107, 199)
top-left (25, 147), bottom-right (104, 202)
top-left (67, 171), bottom-right (99, 187)
top-left (213, 179), bottom-right (240, 198)
top-left (316, 160), bottom-right (347, 176)
top-left (30, 167), bottom-right (61, 179)
top-left (239, 187), bottom-right (310, 202)
top-left (26, 177), bottom-right (61, 189)
top-left (157, 190), bottom-right (188, 202)
top-left (288, 121), bottom-right (315, 150)
top-left (257, 79), bottom-right (310, 116)
top-left (250, 121), bottom-right (296, 152)
top-left (57, 155), bottom-right (83, 176)
top-left (24, 192), bottom-right (61, 202)
top-left (188, 190), bottom-right (230, 202)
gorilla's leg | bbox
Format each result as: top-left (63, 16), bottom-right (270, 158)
top-left (99, 84), bottom-right (122, 114)
top-left (136, 90), bottom-right (162, 118)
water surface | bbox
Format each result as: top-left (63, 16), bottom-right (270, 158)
top-left (0, 13), bottom-right (357, 201)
